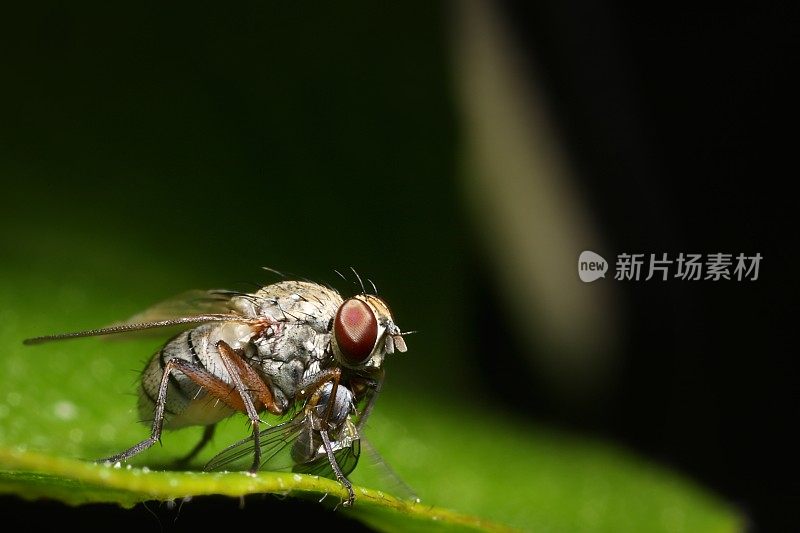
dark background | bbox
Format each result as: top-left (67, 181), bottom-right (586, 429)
top-left (0, 2), bottom-right (795, 531)
top-left (481, 1), bottom-right (794, 530)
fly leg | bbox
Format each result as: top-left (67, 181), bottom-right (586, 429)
top-left (297, 367), bottom-right (343, 423)
top-left (297, 368), bottom-right (358, 506)
top-left (320, 429), bottom-right (355, 507)
top-left (173, 424), bottom-right (216, 467)
top-left (215, 340), bottom-right (282, 473)
top-left (98, 358), bottom-right (232, 464)
top-left (297, 367), bottom-right (341, 399)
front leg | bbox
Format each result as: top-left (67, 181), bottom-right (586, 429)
top-left (297, 367), bottom-right (342, 400)
top-left (296, 368), bottom-right (358, 507)
top-left (320, 429), bottom-right (355, 507)
top-left (297, 367), bottom-right (344, 425)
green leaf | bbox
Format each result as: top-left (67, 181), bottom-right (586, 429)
top-left (0, 227), bottom-right (742, 532)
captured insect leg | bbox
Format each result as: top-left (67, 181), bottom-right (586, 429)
top-left (215, 340), bottom-right (280, 473)
top-left (173, 424), bottom-right (216, 467)
top-left (99, 358), bottom-right (227, 464)
top-left (320, 429), bottom-right (355, 507)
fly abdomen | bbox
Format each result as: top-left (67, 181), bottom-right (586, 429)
top-left (137, 325), bottom-right (235, 429)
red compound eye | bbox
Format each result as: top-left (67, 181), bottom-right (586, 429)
top-left (334, 298), bottom-right (378, 364)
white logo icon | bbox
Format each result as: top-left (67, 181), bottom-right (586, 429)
top-left (578, 250), bottom-right (608, 282)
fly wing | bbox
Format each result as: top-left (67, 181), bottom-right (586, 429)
top-left (23, 290), bottom-right (256, 345)
top-left (204, 415), bottom-right (306, 473)
top-left (352, 370), bottom-right (385, 431)
top-left (121, 290), bottom-right (238, 323)
top-left (357, 436), bottom-right (419, 502)
top-left (292, 437), bottom-right (361, 479)
top-left (205, 411), bottom-right (361, 482)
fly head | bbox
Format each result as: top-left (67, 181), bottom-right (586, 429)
top-left (330, 294), bottom-right (407, 371)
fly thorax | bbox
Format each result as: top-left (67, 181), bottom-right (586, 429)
top-left (258, 323), bottom-right (323, 364)
top-left (259, 358), bottom-right (304, 401)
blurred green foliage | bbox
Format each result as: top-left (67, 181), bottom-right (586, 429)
top-left (0, 224), bottom-right (740, 531)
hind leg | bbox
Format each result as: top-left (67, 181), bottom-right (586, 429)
top-left (99, 359), bottom-right (234, 464)
top-left (173, 424), bottom-right (216, 467)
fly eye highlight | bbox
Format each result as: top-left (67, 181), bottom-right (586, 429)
top-left (334, 298), bottom-right (378, 364)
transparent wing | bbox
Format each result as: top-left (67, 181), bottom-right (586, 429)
top-left (206, 375), bottom-right (379, 479)
top-left (293, 438), bottom-right (361, 479)
top-left (204, 410), bottom-right (306, 472)
top-left (352, 371), bottom-right (385, 430)
top-left (23, 290), bottom-right (254, 345)
top-left (121, 290), bottom-right (238, 323)
top-left (358, 436), bottom-right (418, 501)
top-left (205, 413), bottom-right (361, 481)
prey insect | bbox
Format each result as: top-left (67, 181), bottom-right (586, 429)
top-left (24, 274), bottom-right (409, 506)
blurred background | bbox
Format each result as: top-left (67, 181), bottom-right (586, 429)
top-left (0, 1), bottom-right (794, 530)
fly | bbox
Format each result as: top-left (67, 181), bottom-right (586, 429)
top-left (23, 273), bottom-right (409, 506)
